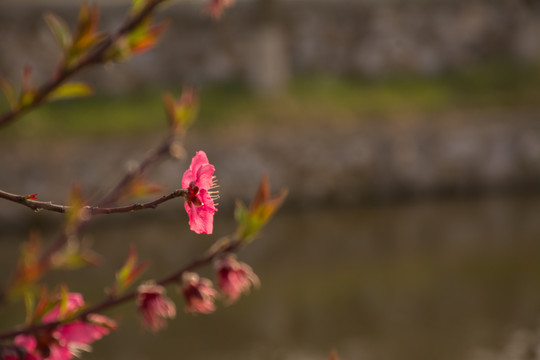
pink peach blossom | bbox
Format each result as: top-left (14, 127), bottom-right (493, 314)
top-left (181, 272), bottom-right (218, 314)
top-left (214, 255), bottom-right (260, 305)
top-left (136, 282), bottom-right (176, 332)
top-left (13, 293), bottom-right (116, 360)
top-left (181, 151), bottom-right (218, 234)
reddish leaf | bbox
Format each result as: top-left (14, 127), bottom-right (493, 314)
top-left (73, 3), bottom-right (99, 44)
top-left (129, 20), bottom-right (168, 55)
top-left (113, 245), bottom-right (150, 295)
top-left (206, 0), bottom-right (235, 19)
top-left (12, 232), bottom-right (43, 288)
top-left (70, 4), bottom-right (105, 61)
top-left (328, 349), bottom-right (340, 360)
top-left (235, 175), bottom-right (287, 242)
top-left (163, 87), bottom-right (199, 134)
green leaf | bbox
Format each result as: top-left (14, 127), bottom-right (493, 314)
top-left (128, 20), bottom-right (167, 55)
top-left (163, 88), bottom-right (199, 133)
top-left (48, 82), bottom-right (93, 101)
top-left (235, 176), bottom-right (287, 243)
top-left (131, 0), bottom-right (147, 14)
top-left (69, 4), bottom-right (105, 65)
top-left (51, 237), bottom-right (100, 270)
top-left (24, 291), bottom-right (36, 324)
top-left (114, 245), bottom-right (149, 295)
top-left (43, 12), bottom-right (72, 53)
top-left (19, 91), bottom-right (36, 109)
top-left (73, 4), bottom-right (98, 43)
top-left (0, 78), bottom-right (17, 109)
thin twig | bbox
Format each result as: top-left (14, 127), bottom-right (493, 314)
top-left (0, 239), bottom-right (241, 341)
top-left (0, 189), bottom-right (186, 215)
top-left (0, 0), bottom-right (166, 129)
top-left (97, 134), bottom-right (177, 208)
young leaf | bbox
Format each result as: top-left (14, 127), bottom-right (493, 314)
top-left (0, 77), bottom-right (18, 109)
top-left (113, 245), bottom-right (150, 295)
top-left (13, 232), bottom-right (42, 284)
top-left (19, 91), bottom-right (36, 109)
top-left (32, 288), bottom-right (54, 323)
top-left (24, 291), bottom-right (36, 324)
top-left (128, 20), bottom-right (168, 55)
top-left (66, 185), bottom-right (89, 229)
top-left (73, 3), bottom-right (99, 45)
top-left (122, 178), bottom-right (164, 199)
top-left (328, 349), bottom-right (340, 360)
top-left (51, 237), bottom-right (100, 270)
top-left (206, 0), bottom-right (235, 19)
top-left (131, 0), bottom-right (148, 14)
top-left (163, 88), bottom-right (199, 134)
top-left (249, 175), bottom-right (287, 224)
top-left (236, 176), bottom-right (287, 242)
top-left (19, 66), bottom-right (36, 109)
top-left (7, 232), bottom-right (43, 300)
top-left (59, 285), bottom-right (69, 319)
top-left (69, 4), bottom-right (105, 63)
top-left (43, 12), bottom-right (72, 53)
top-left (48, 82), bottom-right (93, 101)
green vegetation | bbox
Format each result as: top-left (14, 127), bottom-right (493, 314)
top-left (1, 62), bottom-right (539, 137)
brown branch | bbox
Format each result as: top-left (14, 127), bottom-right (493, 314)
top-left (0, 238), bottom-right (241, 341)
top-left (0, 129), bottom-right (182, 302)
top-left (0, 189), bottom-right (186, 215)
top-left (97, 134), bottom-right (177, 208)
top-left (0, 0), bottom-right (167, 129)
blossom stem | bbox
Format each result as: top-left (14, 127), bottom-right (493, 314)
top-left (0, 189), bottom-right (186, 215)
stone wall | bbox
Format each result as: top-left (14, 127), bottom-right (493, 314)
top-left (0, 0), bottom-right (539, 93)
top-left (2, 112), bottom-right (540, 223)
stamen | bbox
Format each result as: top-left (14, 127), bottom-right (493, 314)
top-left (211, 176), bottom-right (219, 189)
top-left (209, 176), bottom-right (220, 205)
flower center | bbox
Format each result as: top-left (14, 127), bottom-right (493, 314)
top-left (186, 182), bottom-right (203, 207)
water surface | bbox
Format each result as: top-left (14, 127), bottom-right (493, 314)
top-left (3, 195), bottom-right (540, 359)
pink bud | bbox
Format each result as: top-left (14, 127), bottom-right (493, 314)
top-left (136, 282), bottom-right (176, 332)
top-left (181, 272), bottom-right (218, 314)
top-left (214, 255), bottom-right (260, 305)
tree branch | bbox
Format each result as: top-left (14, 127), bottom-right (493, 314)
top-left (0, 0), bottom-right (167, 129)
top-left (0, 238), bottom-right (241, 341)
top-left (0, 189), bottom-right (186, 215)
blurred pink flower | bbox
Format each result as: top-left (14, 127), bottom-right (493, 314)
top-left (214, 255), bottom-right (260, 305)
top-left (136, 282), bottom-right (176, 332)
top-left (206, 0), bottom-right (234, 19)
top-left (13, 293), bottom-right (116, 360)
top-left (41, 293), bottom-right (84, 323)
top-left (182, 151), bottom-right (218, 234)
top-left (181, 272), bottom-right (218, 314)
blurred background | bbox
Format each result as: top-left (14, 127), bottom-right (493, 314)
top-left (1, 0), bottom-right (540, 359)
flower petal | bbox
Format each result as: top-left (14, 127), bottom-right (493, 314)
top-left (55, 321), bottom-right (110, 345)
top-left (181, 151), bottom-right (214, 190)
top-left (184, 200), bottom-right (215, 234)
top-left (14, 334), bottom-right (37, 352)
top-left (42, 293), bottom-right (84, 323)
